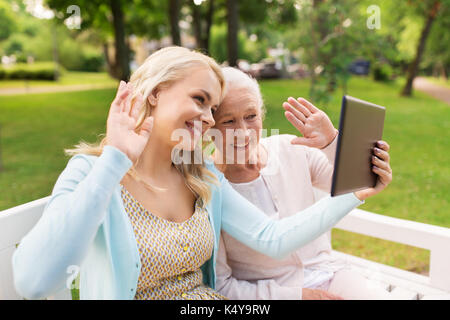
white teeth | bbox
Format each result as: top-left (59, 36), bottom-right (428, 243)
top-left (186, 121), bottom-right (202, 135)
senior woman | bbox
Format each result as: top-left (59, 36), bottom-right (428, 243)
top-left (212, 67), bottom-right (394, 300)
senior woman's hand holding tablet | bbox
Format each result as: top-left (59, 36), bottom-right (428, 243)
top-left (282, 96), bottom-right (392, 201)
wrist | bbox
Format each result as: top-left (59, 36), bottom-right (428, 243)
top-left (104, 144), bottom-right (134, 163)
top-left (322, 129), bottom-right (338, 149)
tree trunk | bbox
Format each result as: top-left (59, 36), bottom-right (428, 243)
top-left (191, 2), bottom-right (204, 49)
top-left (103, 42), bottom-right (115, 78)
top-left (169, 0), bottom-right (181, 46)
top-left (204, 0), bottom-right (215, 54)
top-left (191, 0), bottom-right (215, 54)
top-left (226, 0), bottom-right (238, 66)
top-left (401, 0), bottom-right (441, 96)
top-left (110, 0), bottom-right (130, 81)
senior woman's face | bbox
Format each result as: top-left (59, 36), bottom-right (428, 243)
top-left (212, 86), bottom-right (263, 164)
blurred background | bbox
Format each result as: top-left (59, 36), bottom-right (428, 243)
top-left (0, 0), bottom-right (449, 280)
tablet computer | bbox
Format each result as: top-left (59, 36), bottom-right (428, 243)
top-left (331, 95), bottom-right (386, 197)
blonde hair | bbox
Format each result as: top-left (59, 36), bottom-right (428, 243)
top-left (66, 46), bottom-right (226, 206)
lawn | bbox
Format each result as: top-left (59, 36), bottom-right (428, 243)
top-left (0, 76), bottom-right (449, 275)
top-left (0, 71), bottom-right (117, 89)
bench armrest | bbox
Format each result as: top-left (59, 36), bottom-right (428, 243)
top-left (334, 208), bottom-right (450, 292)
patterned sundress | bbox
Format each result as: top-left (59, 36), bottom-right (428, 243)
top-left (121, 185), bottom-right (226, 300)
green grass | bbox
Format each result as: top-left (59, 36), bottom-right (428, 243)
top-left (0, 76), bottom-right (449, 275)
top-left (0, 71), bottom-right (117, 89)
top-left (0, 89), bottom-right (114, 209)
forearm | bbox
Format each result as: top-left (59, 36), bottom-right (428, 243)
top-left (221, 182), bottom-right (362, 260)
top-left (12, 146), bottom-right (132, 299)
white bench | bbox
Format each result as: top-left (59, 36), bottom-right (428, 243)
top-left (1, 196), bottom-right (450, 300)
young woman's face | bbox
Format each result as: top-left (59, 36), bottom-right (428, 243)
top-left (212, 86), bottom-right (263, 164)
top-left (149, 66), bottom-right (222, 151)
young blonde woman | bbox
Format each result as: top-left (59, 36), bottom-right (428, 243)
top-left (14, 47), bottom-right (370, 300)
top-left (212, 67), bottom-right (393, 300)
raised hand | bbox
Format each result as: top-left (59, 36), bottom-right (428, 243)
top-left (105, 81), bottom-right (154, 164)
top-left (354, 141), bottom-right (393, 201)
top-left (283, 97), bottom-right (338, 149)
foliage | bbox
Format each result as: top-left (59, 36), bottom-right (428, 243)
top-left (209, 23), bottom-right (268, 64)
top-left (0, 0), bottom-right (16, 41)
top-left (372, 62), bottom-right (393, 82)
top-left (423, 2), bottom-right (450, 76)
top-left (0, 1), bottom-right (105, 72)
top-left (0, 62), bottom-right (61, 80)
top-left (290, 0), bottom-right (368, 105)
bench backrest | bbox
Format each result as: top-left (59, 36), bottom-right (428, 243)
top-left (0, 196), bottom-right (71, 300)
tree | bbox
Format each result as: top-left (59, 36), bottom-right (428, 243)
top-left (47, 0), bottom-right (130, 80)
top-left (424, 3), bottom-right (450, 79)
top-left (190, 0), bottom-right (215, 53)
top-left (0, 0), bottom-right (16, 42)
top-left (110, 0), bottom-right (130, 80)
top-left (168, 0), bottom-right (181, 46)
top-left (401, 0), bottom-right (444, 96)
top-left (226, 0), bottom-right (238, 66)
top-left (292, 0), bottom-right (365, 105)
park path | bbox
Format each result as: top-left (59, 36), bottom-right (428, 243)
top-left (0, 83), bottom-right (116, 96)
top-left (1, 77), bottom-right (449, 105)
top-left (413, 77), bottom-right (450, 106)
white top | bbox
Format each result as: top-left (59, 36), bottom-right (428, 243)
top-left (230, 175), bottom-right (337, 290)
top-left (230, 175), bottom-right (278, 218)
top-left (216, 134), bottom-right (349, 300)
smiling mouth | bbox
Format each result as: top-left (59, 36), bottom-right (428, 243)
top-left (185, 121), bottom-right (202, 136)
top-left (232, 142), bottom-right (249, 149)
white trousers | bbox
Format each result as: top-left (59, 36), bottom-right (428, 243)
top-left (326, 267), bottom-right (395, 300)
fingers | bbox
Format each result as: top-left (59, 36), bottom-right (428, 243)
top-left (372, 164), bottom-right (392, 186)
top-left (111, 81), bottom-right (130, 113)
top-left (287, 97), bottom-right (312, 118)
top-left (377, 140), bottom-right (390, 152)
top-left (373, 146), bottom-right (390, 162)
top-left (283, 102), bottom-right (307, 124)
top-left (297, 97), bottom-right (320, 114)
top-left (122, 83), bottom-right (133, 114)
top-left (130, 92), bottom-right (144, 121)
top-left (372, 155), bottom-right (391, 172)
top-left (291, 136), bottom-right (313, 147)
top-left (139, 116), bottom-right (154, 139)
top-left (285, 110), bottom-right (305, 133)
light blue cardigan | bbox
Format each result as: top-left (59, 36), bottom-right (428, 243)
top-left (12, 146), bottom-right (362, 300)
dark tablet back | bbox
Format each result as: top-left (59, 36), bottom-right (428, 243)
top-left (331, 95), bottom-right (386, 197)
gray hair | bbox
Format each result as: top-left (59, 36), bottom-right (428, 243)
top-left (221, 67), bottom-right (265, 118)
